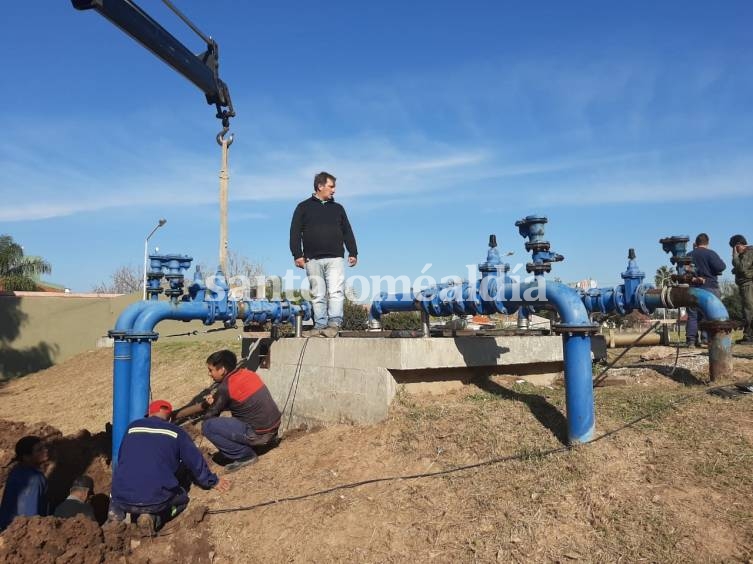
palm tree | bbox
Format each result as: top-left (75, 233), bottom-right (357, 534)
top-left (0, 235), bottom-right (52, 291)
top-left (654, 265), bottom-right (674, 288)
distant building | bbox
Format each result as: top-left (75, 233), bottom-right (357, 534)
top-left (574, 278), bottom-right (598, 291)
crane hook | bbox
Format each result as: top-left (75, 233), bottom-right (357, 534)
top-left (216, 126), bottom-right (234, 147)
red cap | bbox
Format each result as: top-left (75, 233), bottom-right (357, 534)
top-left (148, 399), bottom-right (173, 416)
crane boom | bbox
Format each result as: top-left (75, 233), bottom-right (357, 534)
top-left (72, 0), bottom-right (234, 126)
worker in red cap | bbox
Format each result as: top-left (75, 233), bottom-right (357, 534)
top-left (108, 399), bottom-right (230, 535)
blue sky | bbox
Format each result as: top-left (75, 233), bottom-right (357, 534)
top-left (2, 1), bottom-right (752, 294)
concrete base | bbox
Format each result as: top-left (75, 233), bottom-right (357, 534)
top-left (256, 335), bottom-right (564, 428)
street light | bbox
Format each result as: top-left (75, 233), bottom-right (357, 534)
top-left (142, 218), bottom-right (167, 300)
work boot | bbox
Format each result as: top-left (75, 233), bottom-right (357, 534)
top-left (225, 452), bottom-right (258, 473)
top-left (305, 327), bottom-right (326, 338)
top-left (323, 326), bottom-right (339, 338)
top-left (686, 340), bottom-right (696, 348)
top-left (136, 513), bottom-right (157, 537)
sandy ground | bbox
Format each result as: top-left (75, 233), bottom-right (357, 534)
top-left (1, 341), bottom-right (753, 562)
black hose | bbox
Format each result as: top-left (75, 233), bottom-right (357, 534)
top-left (206, 392), bottom-right (697, 516)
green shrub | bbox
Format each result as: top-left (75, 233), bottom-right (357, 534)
top-left (343, 299), bottom-right (368, 330)
top-left (382, 311), bottom-right (423, 331)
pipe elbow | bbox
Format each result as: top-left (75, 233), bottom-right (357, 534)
top-left (645, 287), bottom-right (729, 322)
top-left (369, 300), bottom-right (382, 322)
top-left (684, 287), bottom-right (729, 321)
top-left (542, 282), bottom-right (592, 326)
top-left (114, 301), bottom-right (151, 332)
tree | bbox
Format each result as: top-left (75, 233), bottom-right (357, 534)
top-left (720, 280), bottom-right (743, 322)
top-left (654, 265), bottom-right (674, 288)
top-left (92, 264), bottom-right (142, 294)
top-left (197, 250), bottom-right (266, 299)
top-left (0, 235), bottom-right (52, 291)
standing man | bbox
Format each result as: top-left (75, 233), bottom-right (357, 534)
top-left (174, 350), bottom-right (282, 473)
top-left (54, 475), bottom-right (96, 521)
top-left (109, 400), bottom-right (229, 535)
top-left (0, 436), bottom-right (48, 531)
top-left (730, 234), bottom-right (753, 344)
top-left (290, 171), bottom-right (358, 337)
top-left (686, 233), bottom-right (726, 347)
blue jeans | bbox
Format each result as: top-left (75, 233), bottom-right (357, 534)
top-left (305, 257), bottom-right (345, 329)
top-left (109, 488), bottom-right (188, 526)
top-left (202, 417), bottom-right (277, 460)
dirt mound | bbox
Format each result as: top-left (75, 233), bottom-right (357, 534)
top-left (0, 419), bottom-right (112, 518)
top-left (0, 515), bottom-right (111, 563)
top-left (0, 509), bottom-right (215, 564)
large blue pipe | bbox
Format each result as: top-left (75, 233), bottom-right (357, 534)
top-left (580, 249), bottom-right (733, 381)
top-left (110, 258), bottom-right (313, 462)
top-left (110, 300), bottom-right (152, 456)
top-left (371, 278), bottom-right (596, 443)
top-left (129, 301), bottom-right (213, 422)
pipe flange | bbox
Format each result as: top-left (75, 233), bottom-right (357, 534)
top-left (526, 263), bottom-right (552, 274)
top-left (108, 330), bottom-right (128, 340)
top-left (635, 285), bottom-right (652, 314)
top-left (613, 285), bottom-right (626, 315)
top-left (699, 320), bottom-right (739, 333)
top-left (126, 331), bottom-right (159, 342)
top-left (525, 241), bottom-right (551, 252)
top-left (552, 323), bottom-right (599, 335)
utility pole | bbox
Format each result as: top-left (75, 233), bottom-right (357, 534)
top-left (218, 135), bottom-right (230, 274)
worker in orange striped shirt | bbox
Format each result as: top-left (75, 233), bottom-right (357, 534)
top-left (174, 349), bottom-right (281, 473)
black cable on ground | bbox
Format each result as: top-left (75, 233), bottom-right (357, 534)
top-left (593, 321), bottom-right (662, 387)
top-left (280, 337), bottom-right (309, 432)
top-left (205, 391), bottom-right (698, 517)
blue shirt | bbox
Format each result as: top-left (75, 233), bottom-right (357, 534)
top-left (688, 247), bottom-right (726, 290)
top-left (0, 465), bottom-right (48, 530)
top-left (111, 416), bottom-right (218, 510)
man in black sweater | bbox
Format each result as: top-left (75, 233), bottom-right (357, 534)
top-left (686, 233), bottom-right (726, 347)
top-left (289, 171), bottom-right (358, 337)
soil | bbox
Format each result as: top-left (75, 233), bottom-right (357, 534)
top-left (0, 509), bottom-right (215, 564)
top-left (1, 341), bottom-right (753, 562)
top-left (0, 419), bottom-right (110, 517)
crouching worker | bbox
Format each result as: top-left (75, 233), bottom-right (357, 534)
top-left (173, 350), bottom-right (281, 473)
top-left (109, 400), bottom-right (229, 534)
top-left (54, 475), bottom-right (95, 521)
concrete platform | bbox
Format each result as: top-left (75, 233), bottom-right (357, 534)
top-left (256, 336), bottom-right (564, 428)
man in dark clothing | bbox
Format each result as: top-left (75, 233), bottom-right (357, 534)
top-left (54, 475), bottom-right (95, 521)
top-left (174, 350), bottom-right (282, 473)
top-left (289, 171), bottom-right (358, 337)
top-left (109, 399), bottom-right (229, 534)
top-left (686, 233), bottom-right (726, 347)
top-left (0, 436), bottom-right (48, 531)
top-left (730, 234), bottom-right (753, 344)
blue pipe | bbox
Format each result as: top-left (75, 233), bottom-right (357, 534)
top-left (129, 301), bottom-right (213, 423)
top-left (111, 294), bottom-right (313, 461)
top-left (371, 278), bottom-right (596, 443)
top-left (642, 286), bottom-right (728, 321)
top-left (109, 299), bottom-right (153, 460)
top-left (580, 248), bottom-right (733, 381)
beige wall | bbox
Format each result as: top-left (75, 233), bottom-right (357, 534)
top-left (0, 293), bottom-right (244, 378)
